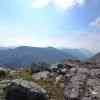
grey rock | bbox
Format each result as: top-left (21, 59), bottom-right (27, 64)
top-left (64, 62), bottom-right (100, 100)
top-left (1, 79), bottom-right (48, 100)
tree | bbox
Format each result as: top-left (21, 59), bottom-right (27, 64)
top-left (38, 62), bottom-right (50, 71)
top-left (31, 62), bottom-right (50, 73)
top-left (31, 63), bottom-right (40, 73)
top-left (0, 70), bottom-right (6, 78)
top-left (57, 64), bottom-right (64, 69)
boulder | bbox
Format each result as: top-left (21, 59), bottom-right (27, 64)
top-left (3, 79), bottom-right (48, 100)
top-left (32, 71), bottom-right (50, 80)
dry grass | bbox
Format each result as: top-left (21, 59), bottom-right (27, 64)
top-left (5, 69), bottom-right (64, 100)
top-left (33, 79), bottom-right (64, 100)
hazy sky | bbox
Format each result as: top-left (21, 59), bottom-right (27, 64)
top-left (0, 0), bottom-right (100, 53)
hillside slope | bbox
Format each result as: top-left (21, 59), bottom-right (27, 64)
top-left (90, 52), bottom-right (100, 63)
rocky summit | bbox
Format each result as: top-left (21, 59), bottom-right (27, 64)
top-left (64, 61), bottom-right (100, 100)
top-left (0, 79), bottom-right (48, 100)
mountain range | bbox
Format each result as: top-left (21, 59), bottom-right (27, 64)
top-left (0, 46), bottom-right (93, 67)
top-left (61, 48), bottom-right (93, 61)
top-left (90, 52), bottom-right (100, 63)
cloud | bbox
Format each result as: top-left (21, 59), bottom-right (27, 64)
top-left (89, 17), bottom-right (100, 28)
top-left (53, 0), bottom-right (85, 10)
top-left (32, 0), bottom-right (51, 8)
top-left (32, 0), bottom-right (85, 10)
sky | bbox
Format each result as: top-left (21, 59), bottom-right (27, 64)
top-left (0, 0), bottom-right (100, 53)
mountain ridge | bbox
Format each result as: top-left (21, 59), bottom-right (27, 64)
top-left (90, 52), bottom-right (100, 63)
top-left (0, 46), bottom-right (93, 67)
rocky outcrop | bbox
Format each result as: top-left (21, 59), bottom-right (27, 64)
top-left (32, 71), bottom-right (50, 80)
top-left (0, 79), bottom-right (48, 100)
top-left (64, 62), bottom-right (100, 100)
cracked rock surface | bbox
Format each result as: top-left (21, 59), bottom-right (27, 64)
top-left (64, 61), bottom-right (100, 100)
